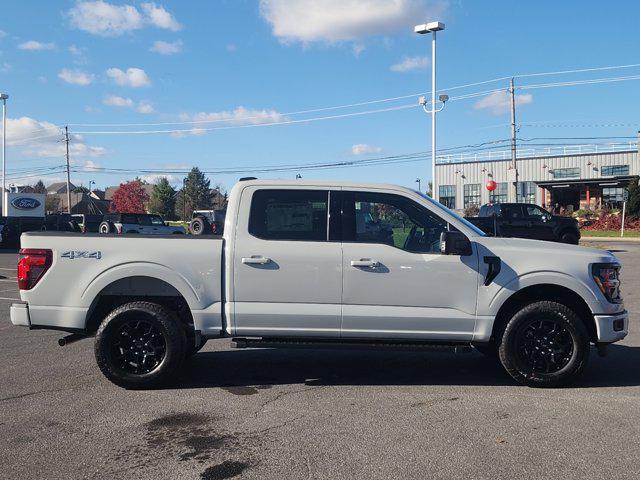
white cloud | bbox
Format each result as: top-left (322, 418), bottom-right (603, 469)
top-left (141, 3), bottom-right (181, 31)
top-left (106, 67), bottom-right (151, 87)
top-left (58, 68), bottom-right (95, 86)
top-left (6, 116), bottom-right (105, 159)
top-left (150, 39), bottom-right (182, 55)
top-left (18, 40), bottom-right (55, 51)
top-left (172, 107), bottom-right (286, 137)
top-left (68, 1), bottom-right (180, 36)
top-left (68, 44), bottom-right (84, 55)
top-left (103, 95), bottom-right (134, 107)
top-left (474, 90), bottom-right (533, 115)
top-left (259, 0), bottom-right (443, 43)
top-left (390, 55), bottom-right (429, 72)
top-left (136, 101), bottom-right (154, 114)
top-left (140, 173), bottom-right (176, 184)
top-left (104, 95), bottom-right (154, 113)
top-left (352, 143), bottom-right (382, 155)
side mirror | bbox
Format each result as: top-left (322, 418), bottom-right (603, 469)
top-left (440, 231), bottom-right (472, 256)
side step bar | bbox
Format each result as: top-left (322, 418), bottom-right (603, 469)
top-left (231, 337), bottom-right (472, 353)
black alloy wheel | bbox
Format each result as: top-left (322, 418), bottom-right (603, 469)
top-left (111, 318), bottom-right (166, 375)
top-left (514, 318), bottom-right (573, 374)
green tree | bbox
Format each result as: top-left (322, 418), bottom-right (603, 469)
top-left (148, 177), bottom-right (177, 220)
top-left (627, 178), bottom-right (640, 218)
top-left (175, 167), bottom-right (212, 220)
top-left (32, 180), bottom-right (47, 194)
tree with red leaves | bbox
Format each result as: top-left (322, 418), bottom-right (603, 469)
top-left (109, 180), bottom-right (149, 213)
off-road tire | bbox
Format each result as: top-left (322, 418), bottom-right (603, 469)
top-left (498, 300), bottom-right (590, 388)
top-left (189, 217), bottom-right (207, 235)
top-left (95, 301), bottom-right (187, 389)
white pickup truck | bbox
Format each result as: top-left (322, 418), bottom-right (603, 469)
top-left (10, 179), bottom-right (628, 389)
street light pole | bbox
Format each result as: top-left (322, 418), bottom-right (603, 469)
top-left (1, 93), bottom-right (8, 216)
top-left (415, 178), bottom-right (421, 192)
top-left (415, 22), bottom-right (445, 202)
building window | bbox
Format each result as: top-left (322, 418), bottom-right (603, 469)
top-left (552, 168), bottom-right (580, 179)
top-left (489, 182), bottom-right (508, 203)
top-left (602, 187), bottom-right (625, 209)
top-left (517, 181), bottom-right (536, 204)
top-left (439, 185), bottom-right (456, 209)
top-left (463, 184), bottom-right (481, 208)
top-left (601, 165), bottom-right (629, 176)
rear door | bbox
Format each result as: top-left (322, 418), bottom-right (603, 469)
top-left (232, 187), bottom-right (342, 337)
top-left (500, 204), bottom-right (530, 237)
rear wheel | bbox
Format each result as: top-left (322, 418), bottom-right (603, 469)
top-left (498, 300), bottom-right (589, 387)
top-left (98, 221), bottom-right (113, 234)
top-left (94, 301), bottom-right (186, 389)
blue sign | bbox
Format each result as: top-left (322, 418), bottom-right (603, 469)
top-left (11, 197), bottom-right (42, 210)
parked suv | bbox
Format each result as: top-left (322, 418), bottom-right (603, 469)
top-left (98, 213), bottom-right (185, 235)
top-left (466, 203), bottom-right (580, 244)
top-left (189, 209), bottom-right (226, 235)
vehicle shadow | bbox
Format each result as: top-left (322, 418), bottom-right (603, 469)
top-left (175, 343), bottom-right (640, 389)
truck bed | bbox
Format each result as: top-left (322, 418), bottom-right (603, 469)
top-left (18, 231), bottom-right (224, 336)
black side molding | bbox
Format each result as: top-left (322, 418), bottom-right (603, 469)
top-left (483, 256), bottom-right (501, 286)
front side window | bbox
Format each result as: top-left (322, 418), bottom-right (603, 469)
top-left (342, 192), bottom-right (449, 254)
top-left (150, 215), bottom-right (165, 225)
top-left (524, 205), bottom-right (548, 217)
top-left (121, 214), bottom-right (138, 224)
top-left (249, 189), bottom-right (328, 241)
top-left (439, 185), bottom-right (456, 209)
top-left (463, 184), bottom-right (481, 208)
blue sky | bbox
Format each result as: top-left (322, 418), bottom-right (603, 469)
top-left (1, 0), bottom-right (639, 193)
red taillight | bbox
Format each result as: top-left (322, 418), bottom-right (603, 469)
top-left (17, 249), bottom-right (52, 290)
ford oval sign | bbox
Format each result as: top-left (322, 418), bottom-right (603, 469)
top-left (11, 197), bottom-right (41, 210)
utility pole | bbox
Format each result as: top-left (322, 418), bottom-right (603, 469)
top-left (64, 126), bottom-right (72, 213)
top-left (1, 93), bottom-right (8, 216)
top-left (509, 78), bottom-right (518, 202)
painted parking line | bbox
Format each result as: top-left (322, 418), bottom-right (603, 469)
top-left (0, 297), bottom-right (20, 301)
top-left (0, 267), bottom-right (15, 271)
top-left (0, 279), bottom-right (17, 283)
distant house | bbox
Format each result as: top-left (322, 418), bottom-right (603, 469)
top-left (50, 191), bottom-right (110, 214)
top-left (46, 182), bottom-right (76, 195)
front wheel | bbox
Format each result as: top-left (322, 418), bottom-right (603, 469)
top-left (498, 301), bottom-right (590, 388)
top-left (94, 301), bottom-right (187, 389)
top-left (560, 231), bottom-right (579, 245)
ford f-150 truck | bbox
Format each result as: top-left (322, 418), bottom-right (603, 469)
top-left (10, 179), bottom-right (628, 389)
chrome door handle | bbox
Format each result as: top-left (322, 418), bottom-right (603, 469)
top-left (350, 259), bottom-right (379, 268)
top-left (242, 256), bottom-right (271, 265)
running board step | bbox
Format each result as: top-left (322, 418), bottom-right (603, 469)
top-left (231, 337), bottom-right (472, 353)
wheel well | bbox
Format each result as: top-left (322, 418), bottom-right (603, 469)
top-left (490, 284), bottom-right (596, 343)
top-left (85, 276), bottom-right (194, 336)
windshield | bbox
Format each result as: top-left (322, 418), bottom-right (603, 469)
top-left (414, 190), bottom-right (486, 236)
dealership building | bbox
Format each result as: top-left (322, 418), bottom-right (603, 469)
top-left (434, 132), bottom-right (640, 212)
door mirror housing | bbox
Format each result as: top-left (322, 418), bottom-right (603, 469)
top-left (440, 231), bottom-right (472, 256)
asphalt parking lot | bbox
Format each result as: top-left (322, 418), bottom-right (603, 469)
top-left (1, 241), bottom-right (639, 480)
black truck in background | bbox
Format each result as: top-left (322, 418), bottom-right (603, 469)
top-left (465, 203), bottom-right (581, 244)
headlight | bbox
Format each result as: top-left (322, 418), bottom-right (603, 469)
top-left (592, 263), bottom-right (622, 303)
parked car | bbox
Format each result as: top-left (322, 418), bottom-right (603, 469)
top-left (189, 209), bottom-right (226, 235)
top-left (11, 179), bottom-right (627, 389)
top-left (72, 214), bottom-right (104, 233)
top-left (466, 203), bottom-right (581, 244)
top-left (98, 213), bottom-right (185, 235)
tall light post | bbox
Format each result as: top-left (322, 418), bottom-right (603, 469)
top-left (1, 93), bottom-right (8, 216)
top-left (415, 21), bottom-right (445, 201)
top-left (415, 177), bottom-right (421, 192)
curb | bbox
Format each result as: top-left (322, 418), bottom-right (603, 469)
top-left (581, 236), bottom-right (640, 242)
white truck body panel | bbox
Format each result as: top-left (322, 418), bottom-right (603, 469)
top-left (11, 179), bottom-right (628, 345)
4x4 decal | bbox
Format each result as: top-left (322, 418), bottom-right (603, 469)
top-left (61, 251), bottom-right (102, 260)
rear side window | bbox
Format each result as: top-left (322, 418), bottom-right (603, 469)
top-left (502, 205), bottom-right (523, 219)
top-left (121, 214), bottom-right (138, 224)
top-left (249, 189), bottom-right (328, 241)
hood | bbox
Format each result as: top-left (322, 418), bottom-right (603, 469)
top-left (476, 236), bottom-right (618, 265)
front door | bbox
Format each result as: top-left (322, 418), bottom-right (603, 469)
top-left (340, 191), bottom-right (480, 340)
top-left (232, 187), bottom-right (342, 337)
top-left (522, 204), bottom-right (555, 240)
